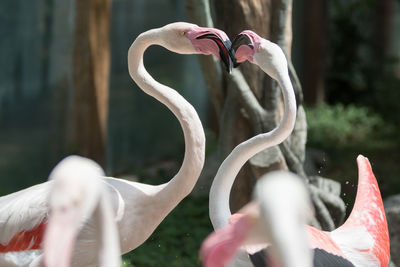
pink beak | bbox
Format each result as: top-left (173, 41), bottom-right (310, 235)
top-left (43, 209), bottom-right (80, 267)
top-left (186, 27), bottom-right (233, 73)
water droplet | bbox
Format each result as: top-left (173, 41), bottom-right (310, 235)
top-left (343, 193), bottom-right (346, 196)
top-left (345, 181), bottom-right (349, 185)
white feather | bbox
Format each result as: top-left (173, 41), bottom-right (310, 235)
top-left (0, 250), bottom-right (41, 267)
top-left (330, 226), bottom-right (380, 267)
top-left (0, 183), bottom-right (51, 245)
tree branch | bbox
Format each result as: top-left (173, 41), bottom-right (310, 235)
top-left (228, 69), bottom-right (266, 133)
top-left (185, 0), bottom-right (214, 27)
top-left (317, 186), bottom-right (346, 226)
top-left (279, 140), bottom-right (307, 177)
top-left (309, 184), bottom-right (335, 230)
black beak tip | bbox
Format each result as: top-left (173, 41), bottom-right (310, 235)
top-left (197, 34), bottom-right (235, 74)
top-left (227, 61), bottom-right (233, 74)
top-left (219, 40), bottom-right (233, 74)
top-left (220, 55), bottom-right (233, 74)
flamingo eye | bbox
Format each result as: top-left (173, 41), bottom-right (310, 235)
top-left (180, 31), bottom-right (185, 36)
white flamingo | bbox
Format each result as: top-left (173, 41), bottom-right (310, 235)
top-left (208, 31), bottom-right (297, 267)
top-left (0, 22), bottom-right (232, 266)
top-left (43, 155), bottom-right (121, 267)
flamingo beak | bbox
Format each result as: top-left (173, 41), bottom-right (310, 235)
top-left (195, 33), bottom-right (233, 73)
top-left (43, 209), bottom-right (80, 267)
top-left (231, 33), bottom-right (254, 67)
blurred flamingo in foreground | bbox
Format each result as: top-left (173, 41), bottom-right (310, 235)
top-left (0, 22), bottom-right (233, 266)
top-left (203, 170), bottom-right (314, 267)
top-left (206, 30), bottom-right (390, 267)
top-left (43, 156), bottom-right (121, 267)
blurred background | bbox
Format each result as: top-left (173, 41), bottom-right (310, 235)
top-left (0, 0), bottom-right (399, 266)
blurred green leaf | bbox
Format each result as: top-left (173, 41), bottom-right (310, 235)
top-left (306, 104), bottom-right (385, 148)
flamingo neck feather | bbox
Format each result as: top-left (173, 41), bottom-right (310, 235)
top-left (96, 192), bottom-right (121, 267)
top-left (209, 70), bottom-right (296, 230)
top-left (127, 30), bottom-right (205, 206)
top-left (254, 173), bottom-right (313, 267)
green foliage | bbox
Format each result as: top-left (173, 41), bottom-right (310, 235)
top-left (370, 69), bottom-right (400, 127)
top-left (327, 0), bottom-right (400, 128)
top-left (306, 104), bottom-right (384, 148)
top-left (327, 0), bottom-right (377, 103)
top-left (122, 194), bottom-right (212, 266)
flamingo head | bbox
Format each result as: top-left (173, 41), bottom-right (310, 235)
top-left (158, 22), bottom-right (233, 73)
top-left (43, 156), bottom-right (105, 267)
top-left (231, 30), bottom-right (288, 81)
top-left (231, 30), bottom-right (262, 64)
top-left (254, 172), bottom-right (314, 267)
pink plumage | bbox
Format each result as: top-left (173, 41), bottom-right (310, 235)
top-left (0, 220), bottom-right (46, 253)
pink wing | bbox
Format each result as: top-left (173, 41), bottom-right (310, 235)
top-left (309, 155), bottom-right (390, 267)
top-left (330, 155), bottom-right (390, 266)
top-left (0, 182), bottom-right (50, 252)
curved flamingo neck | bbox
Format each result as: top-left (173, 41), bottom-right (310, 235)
top-left (209, 70), bottom-right (296, 230)
top-left (127, 30), bottom-right (205, 202)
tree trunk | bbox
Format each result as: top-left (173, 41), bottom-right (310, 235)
top-left (48, 0), bottom-right (75, 164)
top-left (303, 0), bottom-right (327, 105)
top-left (71, 0), bottom-right (111, 166)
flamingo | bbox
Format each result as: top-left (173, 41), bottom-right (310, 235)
top-left (0, 22), bottom-right (233, 266)
top-left (43, 155), bottom-right (121, 267)
top-left (205, 30), bottom-right (390, 266)
top-left (208, 30), bottom-right (297, 267)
